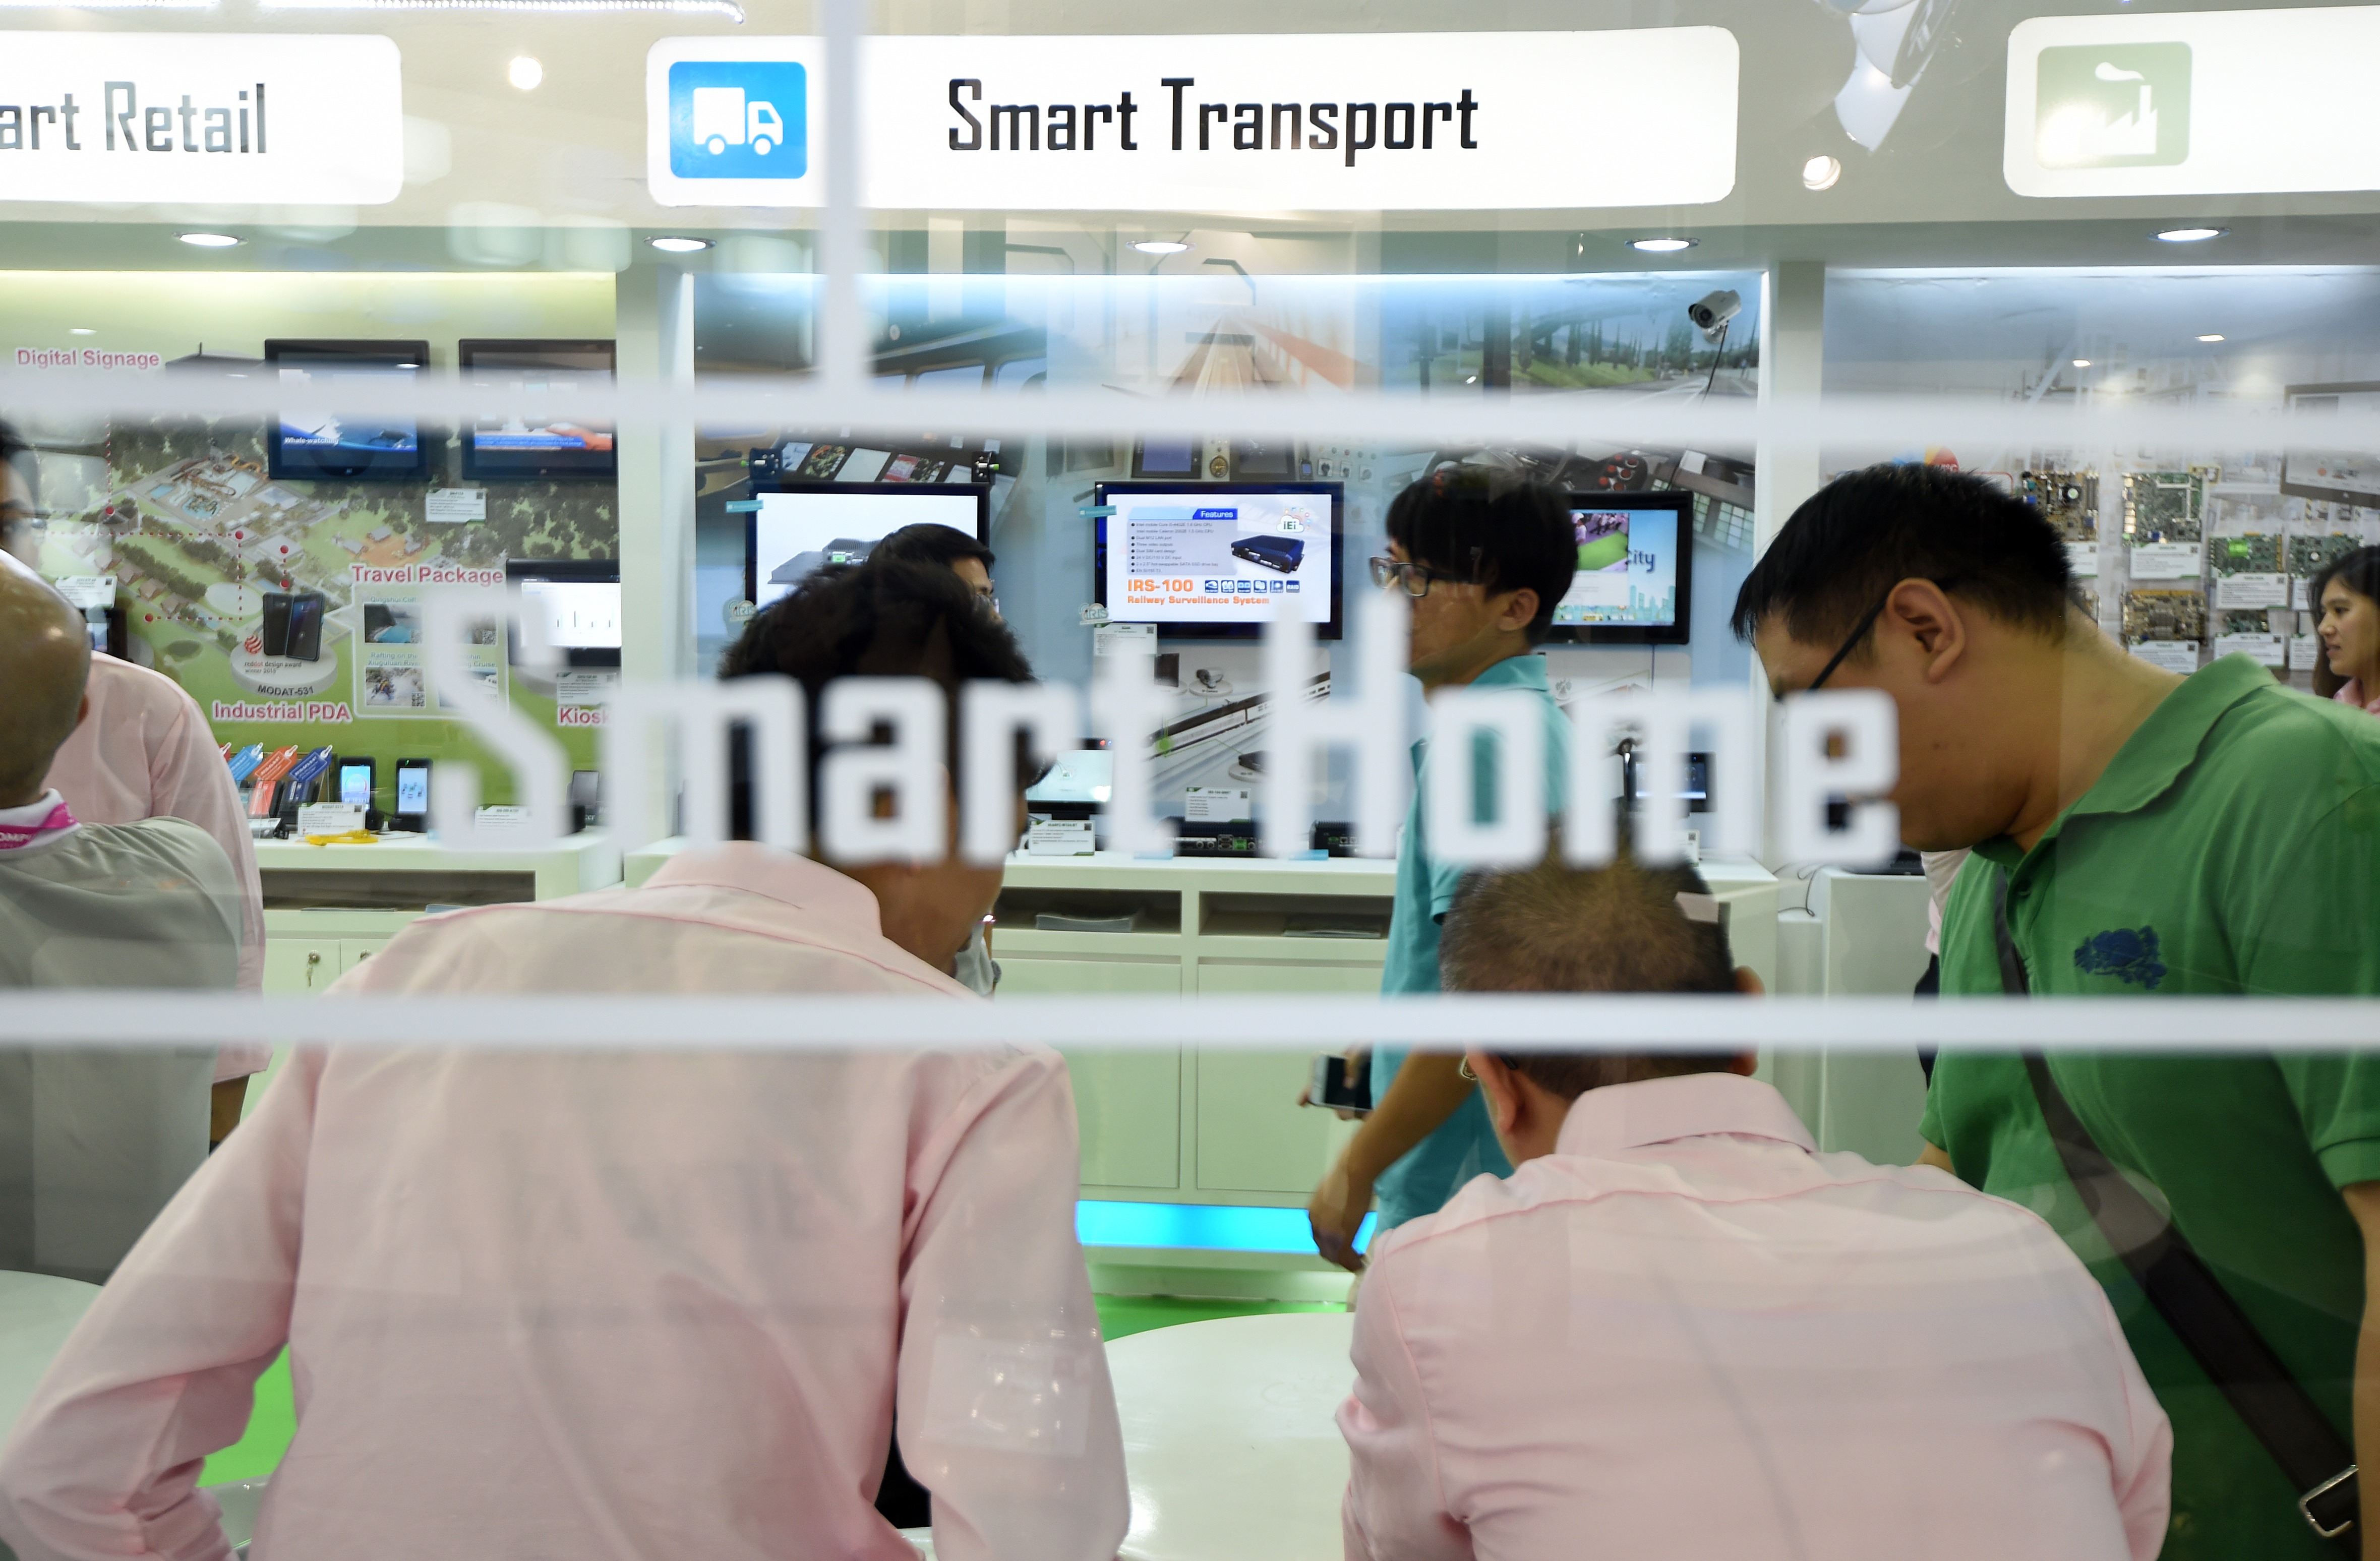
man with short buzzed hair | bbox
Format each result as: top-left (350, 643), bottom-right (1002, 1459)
top-left (1336, 848), bottom-right (2172, 1561)
top-left (0, 553), bottom-right (242, 1281)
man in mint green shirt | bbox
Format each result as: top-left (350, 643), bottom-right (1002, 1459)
top-left (1735, 461), bottom-right (2380, 1561)
top-left (1305, 467), bottom-right (1577, 1270)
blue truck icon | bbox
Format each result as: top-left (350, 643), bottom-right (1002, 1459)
top-left (669, 61), bottom-right (807, 179)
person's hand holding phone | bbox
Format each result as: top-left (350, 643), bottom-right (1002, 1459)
top-left (1307, 1150), bottom-right (1373, 1274)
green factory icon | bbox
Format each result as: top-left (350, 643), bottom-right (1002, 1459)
top-left (2036, 42), bottom-right (2192, 168)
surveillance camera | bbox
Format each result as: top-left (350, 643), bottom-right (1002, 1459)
top-left (1687, 289), bottom-right (1742, 333)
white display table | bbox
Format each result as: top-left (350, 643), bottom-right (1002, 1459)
top-left (256, 832), bottom-right (622, 994)
top-left (1106, 1311), bottom-right (1354, 1561)
top-left (0, 1270), bottom-right (102, 1446)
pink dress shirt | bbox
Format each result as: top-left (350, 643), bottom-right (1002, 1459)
top-left (0, 845), bottom-right (1128, 1561)
top-left (1339, 1073), bottom-right (2171, 1561)
top-left (2337, 678), bottom-right (2380, 717)
top-left (43, 653), bottom-right (267, 1078)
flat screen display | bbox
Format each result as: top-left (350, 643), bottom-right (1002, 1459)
top-left (1542, 492), bottom-right (1694, 646)
top-left (395, 762), bottom-right (430, 817)
top-left (1095, 482), bottom-right (1343, 640)
top-left (265, 340), bottom-right (431, 481)
top-left (506, 559), bottom-right (622, 669)
top-left (746, 484), bottom-right (989, 609)
top-left (338, 762), bottom-right (374, 808)
top-left (459, 340), bottom-right (617, 480)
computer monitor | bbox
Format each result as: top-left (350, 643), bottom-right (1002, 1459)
top-left (1541, 491), bottom-right (1694, 646)
top-left (744, 483), bottom-right (991, 609)
top-left (506, 558), bottom-right (622, 669)
top-left (264, 339), bottom-right (432, 481)
top-left (1094, 482), bottom-right (1344, 641)
top-left (458, 339), bottom-right (617, 481)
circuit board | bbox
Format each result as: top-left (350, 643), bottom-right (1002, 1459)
top-left (2210, 534), bottom-right (2283, 574)
top-left (2124, 588), bottom-right (2207, 642)
top-left (2291, 533), bottom-right (2364, 576)
top-left (2125, 471), bottom-right (2200, 543)
top-left (2019, 470), bottom-right (2096, 543)
top-left (2221, 609), bottom-right (2275, 636)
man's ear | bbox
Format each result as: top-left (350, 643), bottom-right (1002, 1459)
top-left (1468, 1048), bottom-right (1523, 1135)
top-left (1883, 579), bottom-right (1969, 684)
top-left (1492, 585), bottom-right (1539, 636)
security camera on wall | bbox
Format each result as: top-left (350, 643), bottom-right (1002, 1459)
top-left (1687, 289), bottom-right (1742, 343)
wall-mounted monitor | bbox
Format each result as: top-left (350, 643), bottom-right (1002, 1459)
top-left (506, 557), bottom-right (622, 669)
top-left (459, 339), bottom-right (617, 481)
top-left (745, 482), bottom-right (991, 610)
top-left (1094, 481), bottom-right (1344, 641)
top-left (264, 339), bottom-right (432, 482)
top-left (1541, 491), bottom-right (1694, 646)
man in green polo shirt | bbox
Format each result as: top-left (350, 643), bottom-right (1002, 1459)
top-left (1734, 461), bottom-right (2380, 1561)
top-left (1304, 467), bottom-right (1576, 1271)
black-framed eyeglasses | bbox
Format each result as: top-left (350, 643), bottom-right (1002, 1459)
top-left (1799, 576), bottom-right (1962, 695)
top-left (1368, 555), bottom-right (1476, 598)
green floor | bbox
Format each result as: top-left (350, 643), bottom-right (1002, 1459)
top-left (198, 1294), bottom-right (1342, 1485)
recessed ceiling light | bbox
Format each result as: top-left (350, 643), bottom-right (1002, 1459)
top-left (177, 231), bottom-right (242, 248)
top-left (68, 328), bottom-right (95, 336)
top-left (1630, 237), bottom-right (1696, 253)
top-left (2155, 226), bottom-right (2226, 243)
top-left (1801, 155), bottom-right (1842, 192)
top-left (647, 235), bottom-right (712, 253)
top-left (2072, 358), bottom-right (2092, 368)
top-left (1132, 239), bottom-right (1192, 255)
top-left (2197, 333), bottom-right (2226, 342)
top-left (507, 55), bottom-right (543, 91)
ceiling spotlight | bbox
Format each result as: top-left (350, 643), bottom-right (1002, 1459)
top-left (69, 327), bottom-right (95, 335)
top-left (647, 235), bottom-right (712, 253)
top-left (1132, 238), bottom-right (1192, 255)
top-left (507, 55), bottom-right (543, 91)
top-left (2155, 226), bottom-right (2227, 243)
top-left (1801, 155), bottom-right (1842, 192)
top-left (176, 231), bottom-right (242, 248)
top-left (1630, 237), bottom-right (1697, 253)
top-left (2072, 358), bottom-right (2092, 368)
top-left (2197, 333), bottom-right (2226, 342)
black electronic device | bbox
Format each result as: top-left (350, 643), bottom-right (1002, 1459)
top-left (336, 756), bottom-right (377, 809)
top-left (1172, 819), bottom-right (1260, 858)
top-left (1133, 436), bottom-right (1201, 478)
top-left (393, 758), bottom-right (432, 832)
top-left (458, 339), bottom-right (617, 480)
top-left (1620, 749), bottom-right (1712, 814)
top-left (1542, 490), bottom-right (1694, 646)
top-left (1306, 1051), bottom-right (1373, 1114)
top-left (1311, 820), bottom-right (1358, 857)
top-left (259, 592), bottom-right (292, 657)
top-left (747, 445), bottom-right (784, 483)
top-left (1094, 481), bottom-right (1344, 642)
top-left (283, 591), bottom-right (325, 662)
top-left (744, 482), bottom-right (991, 610)
top-left (264, 339), bottom-right (434, 481)
top-left (569, 769), bottom-right (601, 833)
top-left (506, 558), bottom-right (622, 670)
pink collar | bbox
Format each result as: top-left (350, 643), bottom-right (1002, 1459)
top-left (1556, 1072), bottom-right (1818, 1160)
top-left (643, 842), bottom-right (884, 936)
top-left (0, 792), bottom-right (79, 853)
top-left (2336, 679), bottom-right (2380, 716)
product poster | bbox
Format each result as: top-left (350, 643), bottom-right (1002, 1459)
top-left (351, 566), bottom-right (508, 719)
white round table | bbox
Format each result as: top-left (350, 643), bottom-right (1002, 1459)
top-left (0, 1270), bottom-right (103, 1445)
top-left (1105, 1311), bottom-right (1355, 1561)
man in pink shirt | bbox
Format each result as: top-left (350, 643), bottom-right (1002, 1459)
top-left (1338, 851), bottom-right (2172, 1561)
top-left (6, 422), bottom-right (268, 1135)
top-left (0, 561), bottom-right (1128, 1561)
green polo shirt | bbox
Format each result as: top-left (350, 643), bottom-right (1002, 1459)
top-left (1923, 654), bottom-right (2380, 1561)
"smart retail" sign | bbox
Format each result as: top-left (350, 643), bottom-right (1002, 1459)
top-left (646, 31), bottom-right (1739, 210)
top-left (0, 34), bottom-right (403, 205)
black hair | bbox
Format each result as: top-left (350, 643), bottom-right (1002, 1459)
top-left (719, 559), bottom-right (1036, 846)
top-left (1440, 847), bottom-right (1738, 1101)
top-left (1384, 466), bottom-right (1577, 643)
top-left (2308, 545), bottom-right (2380, 699)
top-left (0, 419), bottom-right (32, 504)
top-left (870, 522), bottom-right (994, 574)
top-left (1730, 463), bottom-right (2076, 650)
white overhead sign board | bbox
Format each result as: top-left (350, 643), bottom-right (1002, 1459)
top-left (0, 33), bottom-right (403, 206)
top-left (647, 30), bottom-right (1739, 211)
top-left (2006, 7), bottom-right (2380, 197)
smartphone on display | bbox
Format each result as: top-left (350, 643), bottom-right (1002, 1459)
top-left (1306, 1052), bottom-right (1372, 1114)
top-left (336, 758), bottom-right (376, 809)
top-left (284, 591), bottom-right (325, 662)
top-left (259, 592), bottom-right (292, 657)
top-left (393, 758), bottom-right (431, 830)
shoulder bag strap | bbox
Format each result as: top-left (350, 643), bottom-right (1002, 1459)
top-left (1993, 875), bottom-right (2359, 1544)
